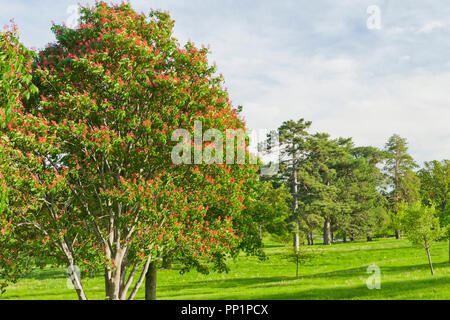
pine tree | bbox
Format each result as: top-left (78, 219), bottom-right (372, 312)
top-left (273, 119), bottom-right (312, 249)
top-left (383, 134), bottom-right (420, 239)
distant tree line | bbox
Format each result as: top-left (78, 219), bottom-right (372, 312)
top-left (263, 119), bottom-right (450, 274)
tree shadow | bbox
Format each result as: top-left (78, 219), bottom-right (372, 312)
top-left (257, 276), bottom-right (450, 300)
top-left (158, 275), bottom-right (298, 292)
top-left (380, 261), bottom-right (449, 274)
top-left (22, 268), bottom-right (67, 280)
top-left (263, 244), bottom-right (285, 249)
top-left (2, 290), bottom-right (78, 300)
top-left (158, 260), bottom-right (450, 299)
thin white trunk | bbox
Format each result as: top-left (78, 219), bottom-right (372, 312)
top-left (128, 255), bottom-right (153, 300)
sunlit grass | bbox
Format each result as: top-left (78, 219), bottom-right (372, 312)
top-left (2, 237), bottom-right (450, 300)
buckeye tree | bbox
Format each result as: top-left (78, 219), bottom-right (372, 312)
top-left (0, 2), bottom-right (281, 300)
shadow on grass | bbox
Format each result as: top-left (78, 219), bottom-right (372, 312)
top-left (166, 266), bottom-right (450, 300)
top-left (263, 243), bottom-right (285, 249)
top-left (298, 261), bottom-right (450, 280)
top-left (158, 261), bottom-right (450, 299)
top-left (21, 268), bottom-right (103, 280)
top-left (157, 266), bottom-right (372, 293)
top-left (22, 268), bottom-right (67, 280)
top-left (313, 243), bottom-right (405, 251)
top-left (159, 272), bottom-right (450, 300)
top-left (158, 275), bottom-right (299, 292)
top-left (381, 261), bottom-right (450, 274)
top-left (3, 290), bottom-right (78, 300)
top-left (256, 275), bottom-right (450, 300)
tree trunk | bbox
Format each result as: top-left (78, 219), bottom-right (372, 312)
top-left (306, 234), bottom-right (311, 246)
top-left (108, 271), bottom-right (121, 300)
top-left (310, 232), bottom-right (314, 245)
top-left (294, 232), bottom-right (300, 252)
top-left (323, 218), bottom-right (331, 245)
top-left (68, 265), bottom-right (87, 300)
top-left (60, 238), bottom-right (88, 300)
top-left (292, 146), bottom-right (299, 250)
top-left (394, 160), bottom-right (400, 240)
top-left (367, 236), bottom-right (372, 242)
top-left (259, 223), bottom-right (262, 240)
top-left (104, 268), bottom-right (111, 299)
top-left (425, 246), bottom-right (434, 276)
top-left (145, 261), bottom-right (158, 300)
top-left (440, 201), bottom-right (449, 264)
top-left (343, 234), bottom-right (347, 243)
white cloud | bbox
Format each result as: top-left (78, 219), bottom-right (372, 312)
top-left (399, 55), bottom-right (411, 62)
top-left (418, 21), bottom-right (446, 34)
top-left (239, 54), bottom-right (450, 164)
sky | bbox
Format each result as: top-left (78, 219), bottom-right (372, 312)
top-left (1, 0), bottom-right (450, 165)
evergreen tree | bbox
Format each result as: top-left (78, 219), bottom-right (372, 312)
top-left (272, 119), bottom-right (312, 249)
top-left (297, 133), bottom-right (346, 245)
top-left (383, 134), bottom-right (420, 239)
top-left (341, 146), bottom-right (384, 241)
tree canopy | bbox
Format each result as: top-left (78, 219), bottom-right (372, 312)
top-left (0, 2), bottom-right (290, 299)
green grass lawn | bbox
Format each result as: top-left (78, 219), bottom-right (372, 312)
top-left (2, 237), bottom-right (450, 300)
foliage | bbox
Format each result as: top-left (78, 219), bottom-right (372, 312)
top-left (276, 233), bottom-right (318, 277)
top-left (283, 246), bottom-right (317, 278)
top-left (418, 160), bottom-right (450, 241)
top-left (400, 202), bottom-right (443, 275)
top-left (401, 202), bottom-right (443, 249)
top-left (243, 181), bottom-right (291, 237)
top-left (0, 23), bottom-right (38, 127)
top-left (0, 2), bottom-right (275, 299)
top-left (383, 135), bottom-right (420, 229)
top-left (0, 24), bottom-right (40, 293)
top-left (265, 119), bottom-right (385, 245)
top-left (418, 160), bottom-right (450, 211)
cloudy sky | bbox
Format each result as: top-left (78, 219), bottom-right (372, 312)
top-left (2, 0), bottom-right (449, 164)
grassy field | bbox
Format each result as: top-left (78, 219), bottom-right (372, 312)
top-left (2, 237), bottom-right (450, 300)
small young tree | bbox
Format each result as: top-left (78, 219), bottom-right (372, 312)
top-left (281, 234), bottom-right (317, 278)
top-left (418, 160), bottom-right (450, 262)
top-left (401, 202), bottom-right (443, 275)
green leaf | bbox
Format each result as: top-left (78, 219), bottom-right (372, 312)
top-left (23, 74), bottom-right (32, 85)
top-left (30, 84), bottom-right (38, 94)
